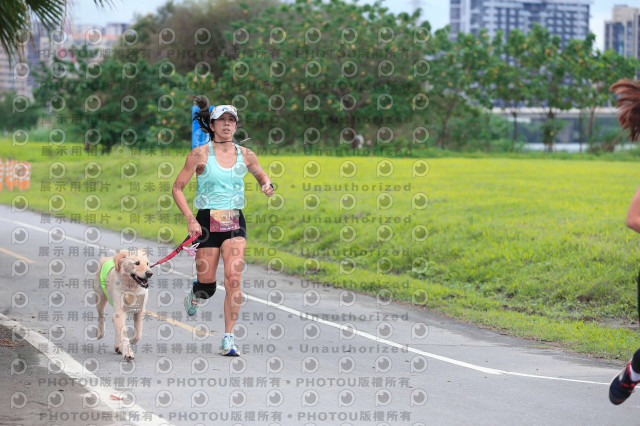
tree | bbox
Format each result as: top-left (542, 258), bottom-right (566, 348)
top-left (521, 24), bottom-right (574, 151)
top-left (592, 50), bottom-right (638, 150)
top-left (570, 43), bottom-right (639, 151)
top-left (492, 29), bottom-right (530, 148)
top-left (0, 0), bottom-right (111, 63)
top-left (117, 0), bottom-right (278, 76)
top-left (211, 0), bottom-right (431, 148)
top-left (33, 45), bottom-right (169, 152)
top-left (565, 34), bottom-right (596, 151)
top-left (0, 90), bottom-right (41, 131)
top-left (475, 30), bottom-right (502, 152)
top-left (427, 28), bottom-right (493, 149)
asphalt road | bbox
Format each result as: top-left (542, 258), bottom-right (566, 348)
top-left (0, 204), bottom-right (638, 425)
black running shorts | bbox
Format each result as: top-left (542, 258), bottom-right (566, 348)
top-left (194, 209), bottom-right (247, 249)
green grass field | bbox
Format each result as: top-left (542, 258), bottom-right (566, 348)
top-left (3, 140), bottom-right (640, 360)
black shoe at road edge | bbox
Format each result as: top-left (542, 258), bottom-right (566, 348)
top-left (610, 362), bottom-right (638, 405)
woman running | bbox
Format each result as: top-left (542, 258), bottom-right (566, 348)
top-left (609, 79), bottom-right (640, 404)
top-left (172, 101), bottom-right (274, 356)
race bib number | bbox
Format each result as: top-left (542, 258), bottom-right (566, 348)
top-left (210, 209), bottom-right (240, 232)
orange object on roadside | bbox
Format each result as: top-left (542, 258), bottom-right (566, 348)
top-left (0, 159), bottom-right (4, 192)
top-left (25, 162), bottom-right (31, 190)
top-left (15, 162), bottom-right (28, 190)
top-left (12, 160), bottom-right (18, 190)
top-left (5, 160), bottom-right (13, 191)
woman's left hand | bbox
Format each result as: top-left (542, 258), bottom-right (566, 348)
top-left (261, 182), bottom-right (274, 197)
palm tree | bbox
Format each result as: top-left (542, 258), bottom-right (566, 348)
top-left (0, 0), bottom-right (112, 62)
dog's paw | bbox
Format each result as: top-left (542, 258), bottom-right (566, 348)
top-left (123, 351), bottom-right (135, 360)
top-left (130, 337), bottom-right (139, 345)
top-left (115, 346), bottom-right (121, 354)
top-left (97, 327), bottom-right (105, 340)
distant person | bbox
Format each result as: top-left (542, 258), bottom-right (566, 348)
top-left (172, 98), bottom-right (274, 356)
top-left (609, 79), bottom-right (640, 404)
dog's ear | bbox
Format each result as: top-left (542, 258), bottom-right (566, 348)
top-left (113, 251), bottom-right (129, 272)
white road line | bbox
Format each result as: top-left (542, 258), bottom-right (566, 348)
top-left (0, 217), bottom-right (112, 253)
top-left (248, 295), bottom-right (502, 375)
top-left (245, 296), bottom-right (609, 385)
top-left (0, 216), bottom-right (610, 385)
top-left (0, 314), bottom-right (172, 426)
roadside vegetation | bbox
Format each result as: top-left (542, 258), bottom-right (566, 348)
top-left (4, 140), bottom-right (640, 360)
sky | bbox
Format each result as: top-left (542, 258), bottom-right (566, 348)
top-left (69, 0), bottom-right (637, 51)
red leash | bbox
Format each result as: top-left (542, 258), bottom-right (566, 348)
top-left (150, 234), bottom-right (200, 268)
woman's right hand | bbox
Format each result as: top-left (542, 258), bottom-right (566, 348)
top-left (187, 217), bottom-right (202, 239)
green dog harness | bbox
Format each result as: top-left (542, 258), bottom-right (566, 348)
top-left (100, 258), bottom-right (115, 306)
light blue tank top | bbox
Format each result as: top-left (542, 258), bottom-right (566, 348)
top-left (194, 142), bottom-right (246, 210)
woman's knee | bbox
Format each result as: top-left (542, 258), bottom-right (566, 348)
top-left (224, 272), bottom-right (242, 289)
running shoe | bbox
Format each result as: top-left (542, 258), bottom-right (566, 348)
top-left (221, 335), bottom-right (239, 356)
top-left (184, 281), bottom-right (201, 316)
top-left (610, 362), bottom-right (639, 405)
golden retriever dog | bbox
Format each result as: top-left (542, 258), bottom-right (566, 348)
top-left (94, 249), bottom-right (153, 360)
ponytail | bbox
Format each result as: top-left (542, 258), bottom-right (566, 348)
top-left (192, 95), bottom-right (214, 138)
top-left (610, 79), bottom-right (640, 142)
